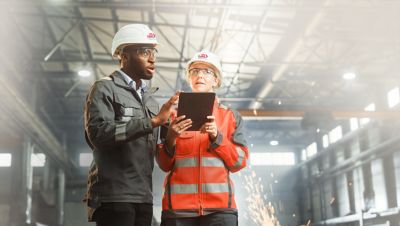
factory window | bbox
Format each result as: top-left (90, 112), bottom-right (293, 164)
top-left (31, 153), bottom-right (46, 167)
top-left (306, 142), bottom-right (317, 158)
top-left (353, 167), bottom-right (365, 211)
top-left (250, 152), bottom-right (295, 166)
top-left (322, 134), bottom-right (329, 148)
top-left (371, 159), bottom-right (388, 210)
top-left (350, 140), bottom-right (361, 156)
top-left (349, 117), bottom-right (359, 131)
top-left (393, 152), bottom-right (400, 207)
top-left (79, 153), bottom-right (93, 167)
top-left (387, 86), bottom-right (399, 108)
top-left (360, 103), bottom-right (375, 125)
top-left (0, 153), bottom-right (12, 167)
top-left (301, 149), bottom-right (307, 161)
top-left (329, 126), bottom-right (343, 144)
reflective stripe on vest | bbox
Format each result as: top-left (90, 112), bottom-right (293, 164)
top-left (201, 157), bottom-right (225, 167)
top-left (202, 183), bottom-right (230, 193)
top-left (174, 157), bottom-right (226, 168)
top-left (115, 124), bottom-right (126, 141)
top-left (170, 184), bottom-right (198, 194)
top-left (175, 157), bottom-right (197, 168)
top-left (232, 147), bottom-right (245, 168)
top-left (170, 183), bottom-right (230, 195)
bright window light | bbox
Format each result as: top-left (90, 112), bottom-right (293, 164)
top-left (329, 126), bottom-right (343, 143)
top-left (0, 153), bottom-right (12, 167)
top-left (31, 153), bottom-right (46, 167)
top-left (364, 103), bottom-right (376, 112)
top-left (270, 140), bottom-right (279, 146)
top-left (250, 152), bottom-right (295, 166)
top-left (301, 149), bottom-right (307, 161)
top-left (306, 142), bottom-right (317, 158)
top-left (79, 153), bottom-right (93, 167)
top-left (360, 117), bottom-right (370, 125)
top-left (360, 103), bottom-right (375, 125)
top-left (350, 117), bottom-right (359, 131)
top-left (342, 72), bottom-right (356, 80)
top-left (78, 69), bottom-right (91, 77)
top-left (322, 134), bottom-right (329, 148)
top-left (387, 87), bottom-right (399, 108)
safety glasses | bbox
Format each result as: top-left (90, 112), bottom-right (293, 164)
top-left (126, 47), bottom-right (158, 59)
top-left (188, 68), bottom-right (216, 78)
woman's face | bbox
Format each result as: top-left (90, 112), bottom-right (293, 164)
top-left (188, 62), bottom-right (219, 93)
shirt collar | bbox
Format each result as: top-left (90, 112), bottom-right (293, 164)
top-left (118, 69), bottom-right (147, 91)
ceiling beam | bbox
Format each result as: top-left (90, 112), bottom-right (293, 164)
top-left (250, 0), bottom-right (329, 109)
top-left (224, 2), bottom-right (270, 96)
top-left (18, 12), bottom-right (283, 36)
top-left (174, 14), bottom-right (189, 90)
top-left (43, 19), bottom-right (81, 62)
top-left (239, 109), bottom-right (400, 119)
top-left (41, 55), bottom-right (340, 67)
top-left (11, 1), bottom-right (398, 11)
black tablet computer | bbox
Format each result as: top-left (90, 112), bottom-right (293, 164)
top-left (177, 92), bottom-right (216, 131)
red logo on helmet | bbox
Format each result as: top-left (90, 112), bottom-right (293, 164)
top-left (198, 53), bottom-right (208, 59)
top-left (147, 33), bottom-right (156, 39)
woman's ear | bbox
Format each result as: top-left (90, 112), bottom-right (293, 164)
top-left (212, 77), bottom-right (219, 88)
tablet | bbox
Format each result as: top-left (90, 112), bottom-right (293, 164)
top-left (177, 92), bottom-right (216, 131)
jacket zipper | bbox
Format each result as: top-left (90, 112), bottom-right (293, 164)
top-left (198, 132), bottom-right (204, 215)
top-left (138, 91), bottom-right (151, 145)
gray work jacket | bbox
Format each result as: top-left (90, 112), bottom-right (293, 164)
top-left (83, 70), bottom-right (159, 220)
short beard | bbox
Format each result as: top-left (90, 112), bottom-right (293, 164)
top-left (141, 72), bottom-right (153, 80)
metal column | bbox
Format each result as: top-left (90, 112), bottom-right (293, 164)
top-left (57, 168), bottom-right (66, 226)
top-left (23, 138), bottom-right (34, 225)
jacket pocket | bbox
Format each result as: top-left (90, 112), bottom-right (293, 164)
top-left (114, 94), bottom-right (144, 121)
top-left (146, 103), bottom-right (159, 117)
top-left (175, 132), bottom-right (196, 156)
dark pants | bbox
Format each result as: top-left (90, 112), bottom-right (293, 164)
top-left (93, 203), bottom-right (153, 226)
top-left (161, 212), bottom-right (238, 226)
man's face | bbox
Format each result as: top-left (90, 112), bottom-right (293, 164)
top-left (121, 44), bottom-right (157, 80)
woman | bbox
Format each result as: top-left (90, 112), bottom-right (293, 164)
top-left (156, 50), bottom-right (249, 226)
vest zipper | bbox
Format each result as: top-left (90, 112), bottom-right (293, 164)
top-left (198, 132), bottom-right (204, 215)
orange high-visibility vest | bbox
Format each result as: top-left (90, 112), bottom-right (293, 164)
top-left (156, 101), bottom-right (249, 218)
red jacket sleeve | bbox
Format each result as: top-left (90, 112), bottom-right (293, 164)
top-left (155, 143), bottom-right (175, 172)
top-left (210, 109), bottom-right (248, 172)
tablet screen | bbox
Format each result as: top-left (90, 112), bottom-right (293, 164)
top-left (177, 92), bottom-right (216, 131)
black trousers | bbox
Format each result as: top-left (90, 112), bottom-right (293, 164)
top-left (161, 212), bottom-right (238, 226)
top-left (93, 203), bottom-right (153, 226)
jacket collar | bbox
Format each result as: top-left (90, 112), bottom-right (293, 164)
top-left (213, 96), bottom-right (229, 110)
top-left (110, 70), bottom-right (159, 102)
top-left (117, 69), bottom-right (148, 91)
top-left (111, 70), bottom-right (131, 89)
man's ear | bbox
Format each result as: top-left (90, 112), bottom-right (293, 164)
top-left (120, 53), bottom-right (128, 65)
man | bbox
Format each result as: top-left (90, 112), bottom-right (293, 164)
top-left (84, 24), bottom-right (178, 226)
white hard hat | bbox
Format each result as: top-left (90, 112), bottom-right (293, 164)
top-left (111, 24), bottom-right (158, 58)
top-left (186, 50), bottom-right (223, 88)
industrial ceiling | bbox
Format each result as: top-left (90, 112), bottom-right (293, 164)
top-left (0, 0), bottom-right (399, 172)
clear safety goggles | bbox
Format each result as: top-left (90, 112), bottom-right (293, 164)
top-left (188, 68), bottom-right (216, 78)
top-left (124, 47), bottom-right (158, 59)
